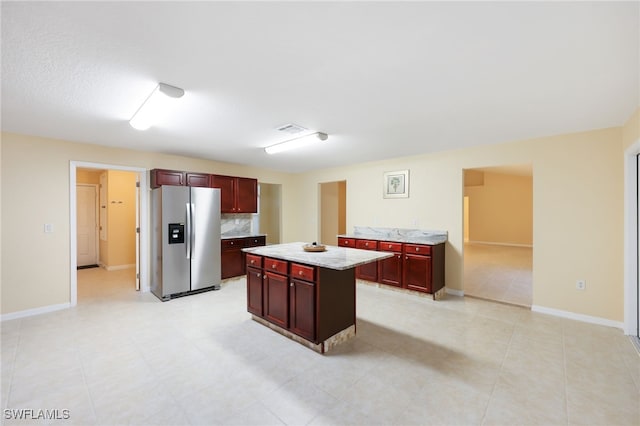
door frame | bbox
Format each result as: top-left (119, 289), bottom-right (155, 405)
top-left (623, 138), bottom-right (640, 336)
top-left (69, 161), bottom-right (149, 306)
top-left (76, 183), bottom-right (99, 266)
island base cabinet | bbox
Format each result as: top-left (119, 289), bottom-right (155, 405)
top-left (289, 278), bottom-right (315, 341)
top-left (246, 255), bottom-right (357, 353)
top-left (264, 271), bottom-right (289, 329)
top-left (246, 267), bottom-right (263, 317)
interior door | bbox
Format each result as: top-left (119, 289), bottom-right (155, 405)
top-left (135, 177), bottom-right (140, 290)
top-left (77, 184), bottom-right (98, 266)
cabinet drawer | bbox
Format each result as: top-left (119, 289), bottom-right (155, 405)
top-left (338, 238), bottom-right (355, 248)
top-left (222, 239), bottom-right (244, 250)
top-left (264, 257), bottom-right (288, 274)
top-left (379, 242), bottom-right (403, 253)
top-left (246, 236), bottom-right (266, 247)
top-left (404, 244), bottom-right (431, 255)
top-left (246, 254), bottom-right (262, 268)
top-left (290, 263), bottom-right (316, 282)
top-left (356, 239), bottom-right (378, 250)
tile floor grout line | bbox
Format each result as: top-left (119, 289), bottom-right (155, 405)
top-left (561, 320), bottom-right (570, 426)
top-left (3, 318), bottom-right (22, 410)
top-left (478, 311), bottom-right (517, 426)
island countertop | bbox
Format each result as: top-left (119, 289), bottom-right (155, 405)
top-left (242, 242), bottom-right (393, 270)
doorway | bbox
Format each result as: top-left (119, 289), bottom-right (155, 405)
top-left (70, 162), bottom-right (148, 306)
top-left (319, 181), bottom-right (346, 246)
top-left (258, 183), bottom-right (282, 245)
top-left (76, 183), bottom-right (99, 268)
top-left (463, 165), bottom-right (533, 307)
top-left (623, 141), bottom-right (640, 339)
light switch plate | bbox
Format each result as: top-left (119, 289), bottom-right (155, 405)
top-left (44, 223), bottom-right (54, 233)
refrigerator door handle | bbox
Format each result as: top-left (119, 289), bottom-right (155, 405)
top-left (185, 202), bottom-right (192, 259)
top-left (190, 202), bottom-right (196, 259)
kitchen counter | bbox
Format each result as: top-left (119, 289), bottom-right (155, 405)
top-left (242, 242), bottom-right (393, 353)
top-left (221, 233), bottom-right (267, 240)
top-left (338, 226), bottom-right (448, 245)
top-left (242, 242), bottom-right (393, 270)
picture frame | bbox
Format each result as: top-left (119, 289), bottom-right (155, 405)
top-left (383, 170), bottom-right (409, 198)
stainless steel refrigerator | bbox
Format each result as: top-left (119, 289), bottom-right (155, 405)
top-left (151, 185), bottom-right (221, 301)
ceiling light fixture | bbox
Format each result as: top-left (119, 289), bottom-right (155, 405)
top-left (264, 132), bottom-right (329, 155)
top-left (129, 83), bottom-right (185, 130)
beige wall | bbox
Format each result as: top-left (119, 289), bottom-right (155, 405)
top-left (285, 127), bottom-right (624, 322)
top-left (623, 108), bottom-right (640, 150)
top-left (1, 132), bottom-right (293, 315)
top-left (465, 171), bottom-right (533, 246)
top-left (0, 126), bottom-right (627, 323)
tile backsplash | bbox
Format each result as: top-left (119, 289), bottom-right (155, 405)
top-left (221, 214), bottom-right (255, 236)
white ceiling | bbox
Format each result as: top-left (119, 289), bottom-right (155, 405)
top-left (2, 1), bottom-right (638, 173)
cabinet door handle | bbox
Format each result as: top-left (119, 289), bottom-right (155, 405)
top-left (256, 273), bottom-right (261, 278)
top-left (230, 241), bottom-right (234, 245)
top-left (388, 245), bottom-right (392, 249)
top-left (396, 254), bottom-right (401, 259)
top-left (365, 242), bottom-right (369, 247)
top-left (250, 259), bottom-right (254, 264)
top-left (272, 264), bottom-right (277, 269)
top-left (290, 282), bottom-right (293, 287)
top-left (415, 247), bottom-right (419, 251)
top-left (299, 270), bottom-right (304, 276)
top-left (406, 256), bottom-right (409, 260)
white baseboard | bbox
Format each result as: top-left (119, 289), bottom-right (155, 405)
top-left (105, 264), bottom-right (136, 271)
top-left (1, 302), bottom-right (71, 322)
top-left (446, 288), bottom-right (464, 297)
top-left (531, 305), bottom-right (624, 330)
top-left (467, 240), bottom-right (533, 248)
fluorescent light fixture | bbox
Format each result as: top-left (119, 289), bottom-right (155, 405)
top-left (264, 132), bottom-right (329, 155)
top-left (129, 83), bottom-right (185, 130)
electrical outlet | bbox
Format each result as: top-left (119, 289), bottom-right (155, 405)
top-left (44, 223), bottom-right (53, 233)
top-left (576, 280), bottom-right (586, 290)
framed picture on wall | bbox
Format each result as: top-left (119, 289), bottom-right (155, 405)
top-left (383, 170), bottom-right (409, 198)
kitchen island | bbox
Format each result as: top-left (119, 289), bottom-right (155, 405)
top-left (242, 242), bottom-right (393, 353)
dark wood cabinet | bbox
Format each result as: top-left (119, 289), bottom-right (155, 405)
top-left (402, 243), bottom-right (445, 298)
top-left (404, 252), bottom-right (433, 293)
top-left (246, 266), bottom-right (263, 316)
top-left (210, 175), bottom-right (258, 213)
top-left (246, 254), bottom-right (355, 347)
top-left (378, 242), bottom-right (403, 287)
top-left (338, 236), bottom-right (445, 298)
top-left (337, 237), bottom-right (355, 248)
top-left (222, 236), bottom-right (266, 279)
top-left (289, 278), bottom-right (315, 341)
top-left (185, 172), bottom-right (210, 187)
top-left (264, 270), bottom-right (289, 329)
top-left (150, 169), bottom-right (185, 188)
top-left (355, 240), bottom-right (378, 281)
top-left (221, 239), bottom-right (245, 279)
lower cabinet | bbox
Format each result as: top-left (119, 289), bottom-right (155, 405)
top-left (289, 278), bottom-right (315, 341)
top-left (247, 256), bottom-right (353, 345)
top-left (264, 270), bottom-right (289, 329)
top-left (355, 240), bottom-right (378, 281)
top-left (338, 236), bottom-right (445, 298)
top-left (246, 266), bottom-right (263, 316)
top-left (378, 242), bottom-right (403, 287)
top-left (221, 236), bottom-right (266, 279)
top-left (404, 252), bottom-right (433, 293)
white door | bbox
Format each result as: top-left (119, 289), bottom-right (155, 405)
top-left (77, 184), bottom-right (98, 266)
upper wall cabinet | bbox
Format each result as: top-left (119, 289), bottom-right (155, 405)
top-left (185, 172), bottom-right (210, 188)
top-left (210, 175), bottom-right (258, 213)
top-left (150, 169), bottom-right (185, 188)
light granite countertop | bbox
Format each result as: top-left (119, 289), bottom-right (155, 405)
top-left (242, 242), bottom-right (393, 270)
top-left (338, 226), bottom-right (447, 245)
top-left (221, 233), bottom-right (267, 240)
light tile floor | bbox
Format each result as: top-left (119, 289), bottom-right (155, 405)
top-left (464, 243), bottom-right (533, 307)
top-left (1, 267), bottom-right (638, 425)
